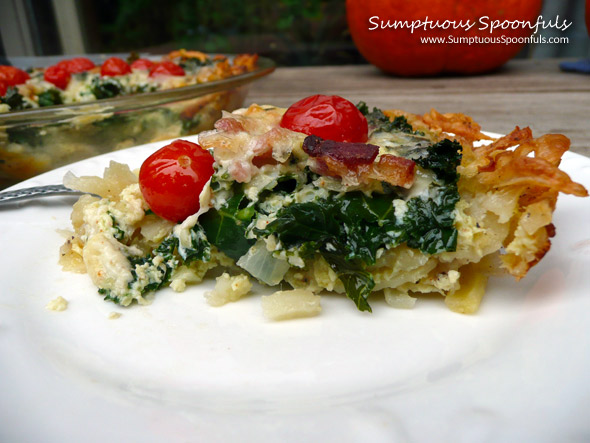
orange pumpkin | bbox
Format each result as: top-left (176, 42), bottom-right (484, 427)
top-left (346, 0), bottom-right (543, 76)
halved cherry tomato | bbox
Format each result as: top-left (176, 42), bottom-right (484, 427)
top-left (0, 65), bottom-right (30, 87)
top-left (130, 58), bottom-right (156, 71)
top-left (139, 139), bottom-right (215, 222)
top-left (280, 94), bottom-right (368, 143)
top-left (44, 64), bottom-right (70, 89)
top-left (58, 57), bottom-right (95, 74)
top-left (100, 57), bottom-right (131, 76)
top-left (149, 61), bottom-right (185, 77)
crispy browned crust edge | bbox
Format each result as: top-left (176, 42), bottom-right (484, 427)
top-left (394, 108), bottom-right (588, 279)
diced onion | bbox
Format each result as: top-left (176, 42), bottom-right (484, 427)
top-left (237, 241), bottom-right (290, 286)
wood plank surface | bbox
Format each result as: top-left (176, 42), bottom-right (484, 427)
top-left (248, 59), bottom-right (590, 156)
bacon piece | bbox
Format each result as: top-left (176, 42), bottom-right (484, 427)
top-left (214, 117), bottom-right (245, 133)
top-left (371, 154), bottom-right (416, 188)
top-left (303, 135), bottom-right (379, 166)
top-left (302, 135), bottom-right (415, 188)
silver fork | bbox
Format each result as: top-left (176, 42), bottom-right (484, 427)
top-left (0, 184), bottom-right (85, 206)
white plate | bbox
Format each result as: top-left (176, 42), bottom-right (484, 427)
top-left (1, 136), bottom-right (590, 442)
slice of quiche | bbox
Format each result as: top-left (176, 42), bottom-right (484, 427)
top-left (60, 95), bottom-right (587, 316)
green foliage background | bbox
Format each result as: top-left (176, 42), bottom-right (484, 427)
top-left (92, 0), bottom-right (364, 65)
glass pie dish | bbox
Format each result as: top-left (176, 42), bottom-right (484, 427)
top-left (0, 55), bottom-right (274, 189)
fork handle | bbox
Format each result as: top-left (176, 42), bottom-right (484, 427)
top-left (0, 184), bottom-right (83, 205)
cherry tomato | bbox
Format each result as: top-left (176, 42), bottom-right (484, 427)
top-left (100, 57), bottom-right (131, 76)
top-left (44, 64), bottom-right (70, 89)
top-left (0, 65), bottom-right (30, 86)
top-left (280, 94), bottom-right (368, 143)
top-left (130, 58), bottom-right (155, 71)
top-left (58, 57), bottom-right (95, 74)
top-left (139, 139), bottom-right (215, 222)
top-left (149, 61), bottom-right (185, 77)
top-left (0, 80), bottom-right (7, 97)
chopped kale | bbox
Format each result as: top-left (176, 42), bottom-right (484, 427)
top-left (6, 126), bottom-right (44, 147)
top-left (37, 89), bottom-right (63, 107)
top-left (98, 288), bottom-right (119, 304)
top-left (180, 224), bottom-right (212, 264)
top-left (91, 76), bottom-right (123, 99)
top-left (74, 72), bottom-right (89, 82)
top-left (255, 195), bottom-right (382, 311)
top-left (108, 212), bottom-right (126, 241)
top-left (404, 185), bottom-right (460, 254)
top-left (258, 192), bottom-right (400, 264)
top-left (181, 114), bottom-right (202, 134)
top-left (90, 112), bottom-right (141, 145)
top-left (1, 87), bottom-right (31, 111)
top-left (99, 224), bottom-right (211, 302)
top-left (180, 57), bottom-right (213, 72)
top-left (92, 113), bottom-right (132, 129)
top-left (323, 252), bottom-right (375, 312)
top-left (256, 183), bottom-right (460, 311)
top-left (357, 101), bottom-right (415, 134)
top-left (199, 189), bottom-right (256, 260)
top-left (128, 236), bottom-right (180, 294)
top-left (130, 84), bottom-right (157, 94)
top-left (414, 139), bottom-right (462, 184)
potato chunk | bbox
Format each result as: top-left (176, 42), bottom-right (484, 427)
top-left (261, 289), bottom-right (321, 321)
top-left (205, 273), bottom-right (252, 307)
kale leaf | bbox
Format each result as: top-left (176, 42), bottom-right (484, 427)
top-left (180, 57), bottom-right (213, 72)
top-left (414, 139), bottom-right (462, 184)
top-left (323, 251), bottom-right (375, 312)
top-left (180, 224), bottom-right (212, 264)
top-left (100, 236), bottom-right (180, 304)
top-left (38, 89), bottom-right (63, 107)
top-left (128, 236), bottom-right (180, 294)
top-left (257, 192), bottom-right (406, 311)
top-left (99, 225), bottom-right (211, 303)
top-left (91, 77), bottom-right (122, 99)
top-left (404, 185), bottom-right (460, 254)
top-left (6, 126), bottom-right (44, 147)
top-left (199, 190), bottom-right (256, 260)
top-left (181, 114), bottom-right (202, 135)
top-left (1, 87), bottom-right (30, 111)
top-left (357, 101), bottom-right (415, 134)
top-left (257, 184), bottom-right (460, 311)
top-left (108, 212), bottom-right (126, 241)
top-left (259, 192), bottom-right (403, 265)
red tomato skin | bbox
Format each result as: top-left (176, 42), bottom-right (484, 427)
top-left (0, 81), bottom-right (7, 96)
top-left (139, 140), bottom-right (215, 222)
top-left (101, 57), bottom-right (132, 76)
top-left (58, 57), bottom-right (95, 74)
top-left (149, 61), bottom-right (185, 77)
top-left (280, 95), bottom-right (368, 143)
top-left (131, 58), bottom-right (156, 71)
top-left (0, 65), bottom-right (30, 86)
top-left (44, 64), bottom-right (71, 89)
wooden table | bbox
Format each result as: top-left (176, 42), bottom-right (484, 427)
top-left (248, 59), bottom-right (590, 157)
